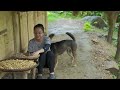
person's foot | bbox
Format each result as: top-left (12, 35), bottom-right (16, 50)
top-left (48, 74), bottom-right (56, 79)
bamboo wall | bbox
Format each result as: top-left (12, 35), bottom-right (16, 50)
top-left (0, 11), bottom-right (14, 60)
top-left (0, 11), bottom-right (48, 60)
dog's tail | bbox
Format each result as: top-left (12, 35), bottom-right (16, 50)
top-left (66, 32), bottom-right (76, 41)
top-left (49, 33), bottom-right (55, 39)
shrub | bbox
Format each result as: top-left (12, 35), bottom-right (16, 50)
top-left (83, 22), bottom-right (93, 32)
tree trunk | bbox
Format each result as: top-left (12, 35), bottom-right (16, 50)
top-left (106, 12), bottom-right (119, 43)
top-left (72, 11), bottom-right (79, 16)
top-left (115, 24), bottom-right (120, 62)
top-left (107, 17), bottom-right (115, 43)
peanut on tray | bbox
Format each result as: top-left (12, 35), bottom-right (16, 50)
top-left (0, 59), bottom-right (36, 70)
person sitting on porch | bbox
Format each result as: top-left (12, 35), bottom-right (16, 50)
top-left (27, 24), bottom-right (56, 79)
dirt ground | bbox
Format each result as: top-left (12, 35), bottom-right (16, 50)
top-left (2, 18), bottom-right (116, 79)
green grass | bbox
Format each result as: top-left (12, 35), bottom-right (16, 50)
top-left (112, 74), bottom-right (117, 79)
top-left (47, 12), bottom-right (61, 22)
top-left (47, 11), bottom-right (82, 22)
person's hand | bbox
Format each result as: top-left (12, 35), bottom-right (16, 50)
top-left (27, 54), bottom-right (40, 59)
top-left (38, 49), bottom-right (44, 53)
top-left (25, 52), bottom-right (40, 59)
top-left (31, 52), bottom-right (39, 57)
top-left (32, 49), bottom-right (44, 56)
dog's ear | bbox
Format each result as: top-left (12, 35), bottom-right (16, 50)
top-left (49, 33), bottom-right (55, 39)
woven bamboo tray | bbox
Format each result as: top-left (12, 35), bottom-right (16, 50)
top-left (0, 59), bottom-right (38, 72)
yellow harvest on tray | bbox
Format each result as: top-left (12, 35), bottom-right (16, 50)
top-left (0, 59), bottom-right (36, 70)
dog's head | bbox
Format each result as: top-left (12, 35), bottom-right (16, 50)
top-left (49, 33), bottom-right (55, 39)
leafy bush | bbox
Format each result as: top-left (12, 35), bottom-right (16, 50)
top-left (78, 11), bottom-right (103, 18)
top-left (83, 22), bottom-right (93, 32)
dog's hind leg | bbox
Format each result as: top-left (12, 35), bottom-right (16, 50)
top-left (67, 49), bottom-right (73, 59)
top-left (71, 49), bottom-right (77, 67)
top-left (67, 49), bottom-right (76, 66)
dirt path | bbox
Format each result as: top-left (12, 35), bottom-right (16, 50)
top-left (48, 18), bottom-right (113, 79)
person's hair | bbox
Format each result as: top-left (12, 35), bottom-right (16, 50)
top-left (34, 24), bottom-right (44, 33)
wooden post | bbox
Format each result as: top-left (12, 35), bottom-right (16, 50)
top-left (27, 11), bottom-right (34, 41)
top-left (12, 11), bottom-right (20, 53)
top-left (19, 12), bottom-right (28, 53)
top-left (22, 72), bottom-right (28, 79)
top-left (0, 72), bottom-right (7, 79)
top-left (13, 72), bottom-right (17, 79)
top-left (45, 11), bottom-right (48, 35)
top-left (31, 68), bottom-right (36, 79)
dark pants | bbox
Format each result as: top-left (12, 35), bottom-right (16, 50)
top-left (37, 51), bottom-right (55, 74)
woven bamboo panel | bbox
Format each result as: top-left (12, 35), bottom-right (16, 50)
top-left (27, 11), bottom-right (34, 41)
top-left (19, 12), bottom-right (28, 53)
top-left (0, 12), bottom-right (14, 60)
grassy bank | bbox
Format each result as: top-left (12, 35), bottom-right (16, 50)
top-left (47, 11), bottom-right (81, 22)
